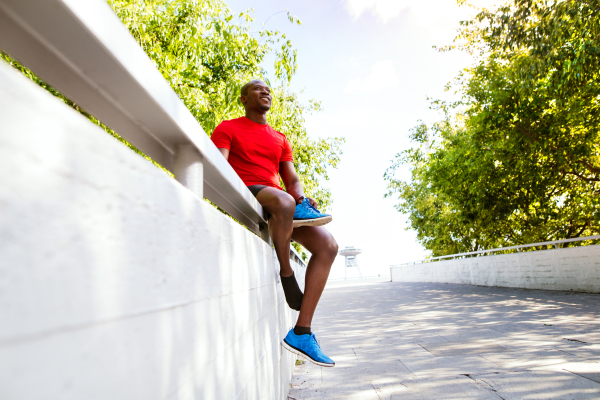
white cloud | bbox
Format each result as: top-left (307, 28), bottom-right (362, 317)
top-left (343, 0), bottom-right (502, 26)
top-left (344, 60), bottom-right (399, 94)
top-left (344, 0), bottom-right (410, 24)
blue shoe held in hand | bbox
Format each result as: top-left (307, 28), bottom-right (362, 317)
top-left (282, 328), bottom-right (335, 367)
top-left (293, 198), bottom-right (332, 228)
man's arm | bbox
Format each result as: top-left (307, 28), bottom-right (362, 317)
top-left (217, 148), bottom-right (229, 160)
top-left (280, 161), bottom-right (318, 206)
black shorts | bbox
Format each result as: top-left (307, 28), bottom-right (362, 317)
top-left (247, 184), bottom-right (268, 197)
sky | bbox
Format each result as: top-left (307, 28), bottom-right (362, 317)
top-left (225, 0), bottom-right (497, 279)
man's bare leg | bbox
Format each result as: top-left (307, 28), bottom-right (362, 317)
top-left (291, 226), bottom-right (338, 327)
top-left (279, 225), bottom-right (338, 367)
top-left (253, 195), bottom-right (337, 366)
top-left (255, 187), bottom-right (337, 318)
top-left (255, 187), bottom-right (306, 310)
top-left (255, 187), bottom-right (296, 276)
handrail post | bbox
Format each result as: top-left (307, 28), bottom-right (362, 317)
top-left (174, 144), bottom-right (203, 198)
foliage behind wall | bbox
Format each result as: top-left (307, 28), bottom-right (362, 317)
top-left (385, 0), bottom-right (600, 256)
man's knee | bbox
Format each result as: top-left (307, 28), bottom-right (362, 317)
top-left (270, 191), bottom-right (296, 218)
top-left (316, 235), bottom-right (338, 261)
top-left (327, 238), bottom-right (339, 259)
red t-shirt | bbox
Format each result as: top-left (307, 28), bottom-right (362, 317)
top-left (211, 117), bottom-right (294, 190)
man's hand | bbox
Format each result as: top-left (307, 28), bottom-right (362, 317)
top-left (306, 197), bottom-right (318, 208)
top-left (296, 196), bottom-right (318, 207)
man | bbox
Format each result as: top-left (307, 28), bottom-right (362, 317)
top-left (211, 80), bottom-right (338, 367)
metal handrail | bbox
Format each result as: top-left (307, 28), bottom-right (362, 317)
top-left (392, 235), bottom-right (600, 267)
top-left (0, 0), bottom-right (267, 237)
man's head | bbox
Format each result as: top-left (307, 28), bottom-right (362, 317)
top-left (240, 80), bottom-right (272, 113)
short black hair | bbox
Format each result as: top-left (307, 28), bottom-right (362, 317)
top-left (240, 79), bottom-right (266, 96)
top-left (240, 81), bottom-right (252, 96)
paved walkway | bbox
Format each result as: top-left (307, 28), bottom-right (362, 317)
top-left (288, 280), bottom-right (600, 400)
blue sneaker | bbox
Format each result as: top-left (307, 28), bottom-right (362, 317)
top-left (282, 328), bottom-right (335, 367)
top-left (293, 198), bottom-right (332, 228)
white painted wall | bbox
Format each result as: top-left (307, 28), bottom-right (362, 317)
top-left (391, 246), bottom-right (600, 293)
top-left (0, 61), bottom-right (304, 399)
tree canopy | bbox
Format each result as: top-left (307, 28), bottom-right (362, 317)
top-left (108, 0), bottom-right (343, 209)
top-left (385, 0), bottom-right (600, 256)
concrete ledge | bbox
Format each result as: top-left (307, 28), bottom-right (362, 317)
top-left (391, 246), bottom-right (600, 293)
top-left (0, 60), bottom-right (302, 399)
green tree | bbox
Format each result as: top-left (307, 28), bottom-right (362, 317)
top-left (385, 0), bottom-right (600, 256)
top-left (108, 0), bottom-right (292, 133)
top-left (108, 0), bottom-right (343, 210)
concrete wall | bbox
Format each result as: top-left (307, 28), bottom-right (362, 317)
top-left (391, 245), bottom-right (600, 293)
top-left (0, 61), bottom-right (304, 399)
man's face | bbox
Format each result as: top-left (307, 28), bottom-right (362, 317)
top-left (242, 81), bottom-right (272, 112)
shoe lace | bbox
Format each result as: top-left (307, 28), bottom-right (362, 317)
top-left (311, 334), bottom-right (322, 350)
top-left (305, 200), bottom-right (321, 214)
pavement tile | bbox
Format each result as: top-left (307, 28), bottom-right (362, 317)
top-left (288, 282), bottom-right (600, 400)
top-left (438, 328), bottom-right (507, 342)
top-left (355, 343), bottom-right (436, 359)
top-left (564, 333), bottom-right (600, 345)
top-left (390, 375), bottom-right (499, 400)
top-left (492, 337), bottom-right (574, 351)
top-left (392, 334), bottom-right (452, 345)
top-left (469, 370), bottom-right (600, 399)
top-left (561, 362), bottom-right (600, 384)
top-left (289, 384), bottom-right (380, 400)
top-left (559, 344), bottom-right (600, 362)
top-left (290, 365), bottom-right (381, 400)
top-left (480, 349), bottom-right (584, 370)
top-left (289, 361), bottom-right (323, 391)
top-left (420, 340), bottom-right (513, 357)
top-left (321, 360), bottom-right (413, 382)
top-left (400, 354), bottom-right (504, 377)
top-left (371, 379), bottom-right (409, 399)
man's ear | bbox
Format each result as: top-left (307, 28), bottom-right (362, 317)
top-left (240, 95), bottom-right (247, 105)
